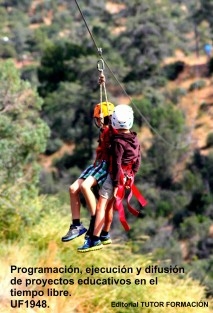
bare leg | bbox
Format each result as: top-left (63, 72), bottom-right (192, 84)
top-left (80, 176), bottom-right (98, 236)
top-left (93, 196), bottom-right (109, 236)
top-left (103, 198), bottom-right (114, 232)
top-left (69, 178), bottom-right (84, 220)
top-left (80, 176), bottom-right (97, 215)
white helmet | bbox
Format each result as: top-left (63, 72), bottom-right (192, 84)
top-left (111, 104), bottom-right (134, 129)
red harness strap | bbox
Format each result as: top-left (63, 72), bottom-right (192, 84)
top-left (114, 183), bottom-right (130, 230)
top-left (113, 165), bottom-right (147, 231)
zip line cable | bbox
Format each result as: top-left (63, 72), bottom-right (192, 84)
top-left (74, 0), bottom-right (175, 149)
top-left (74, 0), bottom-right (101, 54)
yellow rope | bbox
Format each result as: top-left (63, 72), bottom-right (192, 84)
top-left (98, 57), bottom-right (110, 117)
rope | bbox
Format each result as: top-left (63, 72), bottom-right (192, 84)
top-left (97, 56), bottom-right (110, 116)
top-left (74, 0), bottom-right (175, 148)
top-left (98, 60), bottom-right (110, 117)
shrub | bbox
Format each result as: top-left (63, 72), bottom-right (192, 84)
top-left (206, 132), bottom-right (213, 148)
top-left (157, 200), bottom-right (173, 217)
top-left (168, 87), bottom-right (187, 104)
top-left (0, 43), bottom-right (16, 58)
top-left (208, 57), bottom-right (213, 75)
top-left (162, 61), bottom-right (185, 80)
top-left (188, 80), bottom-right (206, 91)
top-left (199, 101), bottom-right (212, 113)
top-left (178, 215), bottom-right (211, 240)
top-left (21, 64), bottom-right (38, 86)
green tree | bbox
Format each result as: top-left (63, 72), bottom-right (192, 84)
top-left (0, 0), bottom-right (33, 11)
top-left (41, 81), bottom-right (97, 156)
top-left (114, 0), bottom-right (182, 85)
top-left (0, 60), bottom-right (50, 203)
top-left (37, 41), bottom-right (93, 96)
top-left (194, 0), bottom-right (213, 40)
top-left (37, 40), bottom-right (113, 169)
top-left (134, 94), bottom-right (186, 188)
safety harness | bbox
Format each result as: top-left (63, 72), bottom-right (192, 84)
top-left (114, 163), bottom-right (148, 231)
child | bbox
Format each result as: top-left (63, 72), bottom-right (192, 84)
top-left (61, 101), bottom-right (114, 244)
top-left (77, 104), bottom-right (141, 252)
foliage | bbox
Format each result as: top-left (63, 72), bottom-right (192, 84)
top-left (0, 60), bottom-right (50, 236)
top-left (206, 132), bottom-right (213, 148)
top-left (162, 61), bottom-right (185, 81)
top-left (134, 96), bottom-right (185, 187)
top-left (208, 57), bottom-right (213, 74)
top-left (38, 40), bottom-right (93, 96)
top-left (21, 64), bottom-right (39, 87)
top-left (193, 0), bottom-right (213, 38)
top-left (188, 80), bottom-right (207, 92)
top-left (0, 0), bottom-right (33, 11)
top-left (114, 0), bottom-right (184, 87)
top-left (186, 258), bottom-right (213, 298)
top-left (165, 87), bottom-right (187, 105)
top-left (178, 215), bottom-right (211, 240)
top-left (0, 41), bottom-right (16, 58)
top-left (186, 150), bottom-right (213, 194)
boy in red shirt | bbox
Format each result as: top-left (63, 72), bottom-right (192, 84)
top-left (61, 102), bottom-right (114, 244)
top-left (78, 104), bottom-right (141, 252)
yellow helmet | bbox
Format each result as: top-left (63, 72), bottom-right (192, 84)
top-left (93, 102), bottom-right (115, 118)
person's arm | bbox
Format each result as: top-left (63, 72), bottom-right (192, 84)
top-left (111, 141), bottom-right (124, 187)
top-left (132, 144), bottom-right (141, 174)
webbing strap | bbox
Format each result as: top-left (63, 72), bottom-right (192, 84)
top-left (131, 184), bottom-right (148, 207)
top-left (114, 185), bottom-right (130, 231)
top-left (113, 171), bottom-right (148, 231)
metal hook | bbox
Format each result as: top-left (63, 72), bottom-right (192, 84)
top-left (97, 59), bottom-right (105, 72)
top-left (98, 47), bottom-right (102, 56)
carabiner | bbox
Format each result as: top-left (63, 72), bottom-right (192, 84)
top-left (98, 47), bottom-right (103, 56)
top-left (97, 59), bottom-right (105, 72)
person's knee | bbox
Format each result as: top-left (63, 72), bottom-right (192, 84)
top-left (80, 179), bottom-right (95, 193)
top-left (69, 183), bottom-right (79, 195)
top-left (80, 180), bottom-right (91, 194)
top-left (81, 176), bottom-right (96, 193)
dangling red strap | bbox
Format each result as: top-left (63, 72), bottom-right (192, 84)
top-left (126, 184), bottom-right (148, 217)
top-left (114, 185), bottom-right (130, 231)
top-left (132, 184), bottom-right (148, 207)
top-left (113, 167), bottom-right (148, 231)
top-left (126, 188), bottom-right (139, 216)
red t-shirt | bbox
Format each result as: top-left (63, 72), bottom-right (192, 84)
top-left (94, 126), bottom-right (112, 164)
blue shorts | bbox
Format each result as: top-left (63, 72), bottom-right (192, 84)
top-left (79, 161), bottom-right (108, 187)
top-left (99, 174), bottom-right (114, 199)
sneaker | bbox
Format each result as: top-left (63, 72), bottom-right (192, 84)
top-left (77, 237), bottom-right (103, 252)
top-left (61, 224), bottom-right (87, 242)
top-left (100, 234), bottom-right (112, 245)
